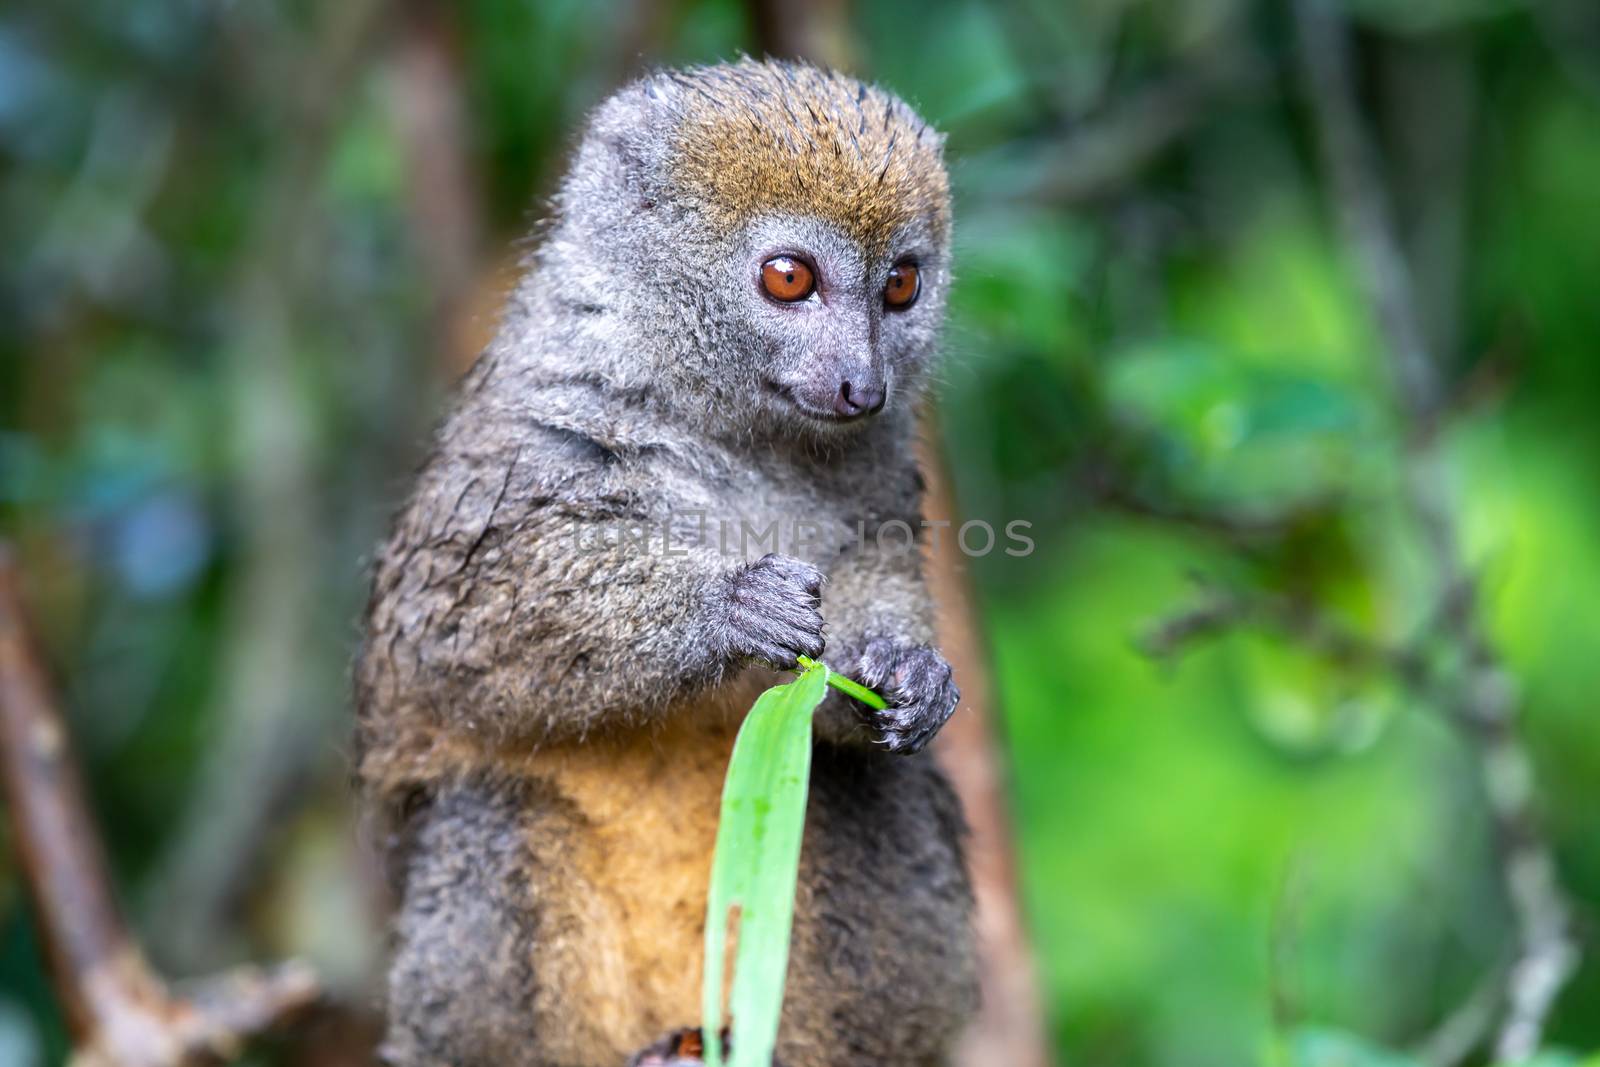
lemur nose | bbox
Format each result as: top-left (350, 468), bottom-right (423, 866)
top-left (834, 379), bottom-right (887, 418)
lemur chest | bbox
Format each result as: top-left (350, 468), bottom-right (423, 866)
top-left (660, 466), bottom-right (868, 571)
top-left (512, 676), bottom-right (771, 1060)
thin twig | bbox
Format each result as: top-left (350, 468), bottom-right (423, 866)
top-left (994, 49), bottom-right (1266, 207)
top-left (1293, 0), bottom-right (1440, 425)
top-left (0, 545), bottom-right (319, 1067)
top-left (1416, 968), bottom-right (1506, 1067)
top-left (1140, 585), bottom-right (1422, 682)
top-left (1292, 0), bottom-right (1578, 1059)
top-left (1084, 458), bottom-right (1341, 549)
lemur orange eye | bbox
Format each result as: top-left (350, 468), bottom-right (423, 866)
top-left (760, 255), bottom-right (815, 302)
top-left (884, 262), bottom-right (920, 310)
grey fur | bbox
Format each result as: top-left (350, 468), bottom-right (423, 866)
top-left (358, 60), bottom-right (975, 1067)
top-left (383, 783), bottom-right (545, 1066)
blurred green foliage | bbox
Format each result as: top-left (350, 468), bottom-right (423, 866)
top-left (2, 1), bottom-right (1598, 1066)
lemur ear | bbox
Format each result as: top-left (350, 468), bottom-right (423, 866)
top-left (572, 80), bottom-right (683, 216)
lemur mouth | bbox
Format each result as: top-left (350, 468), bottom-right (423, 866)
top-left (762, 379), bottom-right (878, 425)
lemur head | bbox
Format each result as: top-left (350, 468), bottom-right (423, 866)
top-left (543, 59), bottom-right (950, 440)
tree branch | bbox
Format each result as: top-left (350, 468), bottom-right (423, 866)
top-left (746, 0), bottom-right (858, 71)
top-left (1140, 584), bottom-right (1423, 683)
top-left (921, 427), bottom-right (1055, 1067)
top-left (1293, 0), bottom-right (1440, 426)
top-left (1085, 465), bottom-right (1340, 550)
top-left (0, 545), bottom-right (318, 1067)
top-left (390, 0), bottom-right (490, 376)
top-left (1292, 1), bottom-right (1577, 1059)
top-left (1005, 52), bottom-right (1263, 207)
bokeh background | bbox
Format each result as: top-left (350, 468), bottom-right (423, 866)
top-left (2, 2), bottom-right (1598, 1065)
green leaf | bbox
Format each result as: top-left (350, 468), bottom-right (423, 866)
top-left (702, 663), bottom-right (829, 1067)
top-left (796, 655), bottom-right (887, 710)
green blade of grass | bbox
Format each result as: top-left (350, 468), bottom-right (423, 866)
top-left (701, 662), bottom-right (829, 1067)
top-left (795, 655), bottom-right (887, 710)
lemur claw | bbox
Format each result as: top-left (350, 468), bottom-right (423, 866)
top-left (626, 1026), bottom-right (717, 1066)
top-left (851, 638), bottom-right (960, 754)
top-left (717, 553), bottom-right (826, 669)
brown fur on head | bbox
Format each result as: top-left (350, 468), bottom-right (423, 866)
top-left (529, 57), bottom-right (954, 442)
top-left (666, 59), bottom-right (950, 257)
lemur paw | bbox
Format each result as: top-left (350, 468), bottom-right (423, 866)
top-left (716, 553), bottom-right (826, 669)
top-left (852, 639), bottom-right (960, 755)
top-left (626, 1027), bottom-right (706, 1066)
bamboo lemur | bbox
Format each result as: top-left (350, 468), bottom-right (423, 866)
top-left (356, 59), bottom-right (977, 1067)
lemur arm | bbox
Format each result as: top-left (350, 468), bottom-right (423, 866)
top-left (811, 532), bottom-right (960, 755)
top-left (358, 420), bottom-right (825, 747)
